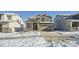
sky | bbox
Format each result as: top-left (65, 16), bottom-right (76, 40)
top-left (0, 11), bottom-right (79, 21)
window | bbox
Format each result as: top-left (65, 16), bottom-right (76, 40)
top-left (36, 18), bottom-right (39, 20)
top-left (47, 18), bottom-right (49, 21)
top-left (50, 20), bottom-right (52, 22)
top-left (42, 17), bottom-right (44, 22)
top-left (27, 23), bottom-right (31, 28)
top-left (0, 14), bottom-right (2, 20)
top-left (72, 22), bottom-right (79, 27)
top-left (7, 15), bottom-right (12, 20)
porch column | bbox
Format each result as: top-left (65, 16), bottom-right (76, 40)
top-left (70, 21), bottom-right (72, 31)
top-left (32, 22), bottom-right (33, 30)
top-left (37, 23), bottom-right (40, 31)
top-left (3, 14), bottom-right (7, 20)
top-left (51, 23), bottom-right (53, 31)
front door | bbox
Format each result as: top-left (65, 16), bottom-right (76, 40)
top-left (0, 24), bottom-right (2, 32)
top-left (33, 23), bottom-right (38, 30)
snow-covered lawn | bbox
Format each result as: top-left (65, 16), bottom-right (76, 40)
top-left (0, 31), bottom-right (40, 38)
top-left (56, 31), bottom-right (79, 36)
top-left (0, 37), bottom-right (51, 47)
top-left (0, 31), bottom-right (79, 47)
top-left (0, 31), bottom-right (51, 47)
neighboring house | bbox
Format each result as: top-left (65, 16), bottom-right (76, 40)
top-left (0, 13), bottom-right (24, 32)
top-left (25, 14), bottom-right (54, 31)
top-left (54, 14), bottom-right (79, 31)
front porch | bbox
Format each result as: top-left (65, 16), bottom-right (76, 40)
top-left (26, 22), bottom-right (53, 31)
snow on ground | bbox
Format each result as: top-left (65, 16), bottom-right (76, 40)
top-left (0, 31), bottom-right (51, 47)
top-left (55, 31), bottom-right (79, 39)
top-left (50, 39), bottom-right (79, 47)
top-left (0, 31), bottom-right (79, 47)
top-left (57, 31), bottom-right (79, 36)
top-left (0, 37), bottom-right (51, 47)
top-left (0, 31), bottom-right (40, 38)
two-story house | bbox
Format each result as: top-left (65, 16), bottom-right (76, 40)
top-left (54, 14), bottom-right (79, 31)
top-left (25, 14), bottom-right (54, 31)
top-left (0, 13), bottom-right (24, 32)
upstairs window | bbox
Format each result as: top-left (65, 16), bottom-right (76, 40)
top-left (47, 18), bottom-right (49, 21)
top-left (7, 15), bottom-right (12, 20)
top-left (50, 20), bottom-right (52, 22)
top-left (42, 17), bottom-right (44, 22)
top-left (36, 18), bottom-right (39, 20)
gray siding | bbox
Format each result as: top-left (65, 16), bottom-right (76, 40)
top-left (54, 15), bottom-right (72, 31)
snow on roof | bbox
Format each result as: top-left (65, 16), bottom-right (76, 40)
top-left (0, 13), bottom-right (19, 16)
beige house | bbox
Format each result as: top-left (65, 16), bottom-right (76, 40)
top-left (54, 14), bottom-right (79, 31)
top-left (0, 13), bottom-right (24, 32)
top-left (25, 14), bottom-right (54, 31)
